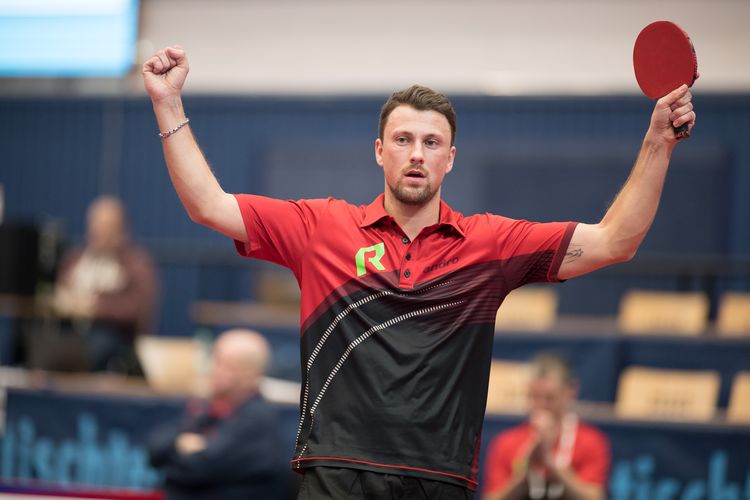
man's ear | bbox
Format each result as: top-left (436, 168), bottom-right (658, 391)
top-left (446, 145), bottom-right (456, 174)
top-left (375, 138), bottom-right (384, 167)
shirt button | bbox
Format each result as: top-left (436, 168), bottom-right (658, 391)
top-left (405, 253), bottom-right (412, 261)
top-left (404, 269), bottom-right (411, 278)
top-left (402, 237), bottom-right (409, 244)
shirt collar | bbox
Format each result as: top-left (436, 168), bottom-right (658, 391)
top-left (360, 194), bottom-right (465, 238)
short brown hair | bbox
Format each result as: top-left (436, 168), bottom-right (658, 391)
top-left (379, 85), bottom-right (457, 146)
top-left (530, 352), bottom-right (577, 387)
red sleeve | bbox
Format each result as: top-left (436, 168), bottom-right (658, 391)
top-left (491, 216), bottom-right (577, 289)
top-left (483, 428), bottom-right (529, 494)
top-left (572, 424), bottom-right (611, 486)
top-left (232, 195), bottom-right (332, 278)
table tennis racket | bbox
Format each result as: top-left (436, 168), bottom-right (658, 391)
top-left (633, 21), bottom-right (698, 139)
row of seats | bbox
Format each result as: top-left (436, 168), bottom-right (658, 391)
top-left (486, 361), bottom-right (750, 423)
top-left (135, 336), bottom-right (750, 424)
top-left (496, 288), bottom-right (750, 335)
top-left (134, 335), bottom-right (299, 405)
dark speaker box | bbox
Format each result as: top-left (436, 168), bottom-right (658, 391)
top-left (0, 223), bottom-right (40, 296)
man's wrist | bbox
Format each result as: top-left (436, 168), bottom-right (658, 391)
top-left (643, 130), bottom-right (677, 155)
top-left (152, 95), bottom-right (185, 118)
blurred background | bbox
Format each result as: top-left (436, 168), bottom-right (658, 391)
top-left (0, 0), bottom-right (749, 498)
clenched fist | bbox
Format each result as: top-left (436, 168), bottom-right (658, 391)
top-left (142, 45), bottom-right (189, 103)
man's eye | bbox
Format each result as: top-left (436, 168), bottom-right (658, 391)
top-left (425, 139), bottom-right (438, 147)
top-left (395, 137), bottom-right (408, 144)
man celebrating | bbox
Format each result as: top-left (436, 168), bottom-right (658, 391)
top-left (142, 45), bottom-right (694, 499)
top-left (482, 353), bottom-right (610, 500)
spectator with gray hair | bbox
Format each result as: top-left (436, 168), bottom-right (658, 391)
top-left (148, 329), bottom-right (287, 499)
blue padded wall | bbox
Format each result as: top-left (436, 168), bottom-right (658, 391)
top-left (1, 94), bottom-right (748, 334)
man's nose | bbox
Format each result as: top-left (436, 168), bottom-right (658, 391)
top-left (410, 143), bottom-right (424, 164)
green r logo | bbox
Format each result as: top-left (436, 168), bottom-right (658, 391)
top-left (355, 242), bottom-right (386, 277)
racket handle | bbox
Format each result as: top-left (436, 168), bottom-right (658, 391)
top-left (674, 123), bottom-right (690, 140)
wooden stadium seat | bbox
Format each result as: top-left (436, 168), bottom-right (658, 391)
top-left (717, 292), bottom-right (750, 337)
top-left (615, 366), bottom-right (720, 421)
top-left (727, 372), bottom-right (750, 424)
top-left (485, 360), bottom-right (531, 415)
top-left (495, 287), bottom-right (558, 332)
top-left (617, 290), bottom-right (709, 335)
top-left (135, 336), bottom-right (207, 396)
top-left (257, 269), bottom-right (301, 306)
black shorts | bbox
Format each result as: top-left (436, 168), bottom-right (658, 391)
top-left (296, 466), bottom-right (474, 500)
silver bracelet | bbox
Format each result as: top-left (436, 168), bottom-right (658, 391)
top-left (158, 117), bottom-right (190, 139)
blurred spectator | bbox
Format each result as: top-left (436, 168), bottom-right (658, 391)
top-left (52, 195), bottom-right (158, 374)
top-left (147, 329), bottom-right (287, 499)
top-left (482, 353), bottom-right (610, 500)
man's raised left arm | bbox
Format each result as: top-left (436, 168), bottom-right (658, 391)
top-left (558, 85), bottom-right (695, 280)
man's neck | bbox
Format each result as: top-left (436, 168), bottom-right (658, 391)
top-left (211, 390), bottom-right (256, 414)
top-left (383, 191), bottom-right (442, 241)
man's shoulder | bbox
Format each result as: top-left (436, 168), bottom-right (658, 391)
top-left (576, 420), bottom-right (610, 445)
top-left (236, 394), bottom-right (281, 420)
top-left (446, 211), bottom-right (520, 242)
top-left (453, 210), bottom-right (515, 226)
top-left (121, 242), bottom-right (152, 256)
top-left (119, 243), bottom-right (157, 267)
top-left (306, 197), bottom-right (370, 223)
top-left (249, 195), bottom-right (365, 216)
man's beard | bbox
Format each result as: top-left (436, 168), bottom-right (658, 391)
top-left (389, 180), bottom-right (437, 206)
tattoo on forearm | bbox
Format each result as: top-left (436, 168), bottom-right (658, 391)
top-left (565, 244), bottom-right (584, 263)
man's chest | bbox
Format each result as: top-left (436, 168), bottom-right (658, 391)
top-left (301, 221), bottom-right (493, 290)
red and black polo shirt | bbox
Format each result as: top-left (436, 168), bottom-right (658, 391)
top-left (234, 193), bottom-right (576, 491)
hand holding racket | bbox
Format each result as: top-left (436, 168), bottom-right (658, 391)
top-left (633, 21), bottom-right (698, 140)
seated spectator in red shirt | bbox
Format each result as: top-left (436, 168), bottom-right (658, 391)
top-left (482, 353), bottom-right (611, 500)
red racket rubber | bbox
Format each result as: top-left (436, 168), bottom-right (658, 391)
top-left (633, 21), bottom-right (698, 139)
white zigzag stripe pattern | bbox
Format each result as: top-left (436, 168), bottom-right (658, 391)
top-left (293, 281), bottom-right (453, 451)
top-left (294, 290), bottom-right (392, 449)
top-left (298, 298), bottom-right (465, 458)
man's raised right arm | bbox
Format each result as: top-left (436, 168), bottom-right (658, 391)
top-left (142, 46), bottom-right (246, 242)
